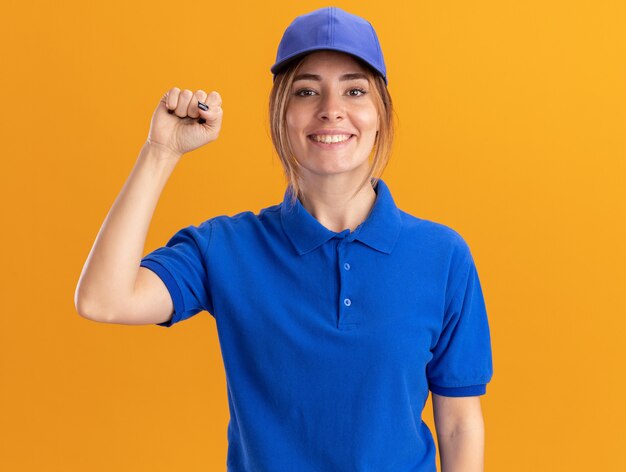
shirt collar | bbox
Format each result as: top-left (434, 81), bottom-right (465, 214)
top-left (280, 179), bottom-right (403, 255)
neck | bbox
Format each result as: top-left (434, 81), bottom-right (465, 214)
top-left (298, 173), bottom-right (377, 233)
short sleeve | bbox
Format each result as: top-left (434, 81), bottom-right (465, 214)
top-left (140, 220), bottom-right (214, 327)
top-left (427, 246), bottom-right (493, 397)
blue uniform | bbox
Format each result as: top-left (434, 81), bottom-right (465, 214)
top-left (140, 178), bottom-right (493, 472)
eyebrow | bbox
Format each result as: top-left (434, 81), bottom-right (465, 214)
top-left (293, 72), bottom-right (369, 82)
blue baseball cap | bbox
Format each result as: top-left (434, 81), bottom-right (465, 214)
top-left (271, 7), bottom-right (388, 85)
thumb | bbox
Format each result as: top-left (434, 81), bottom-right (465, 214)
top-left (197, 100), bottom-right (222, 125)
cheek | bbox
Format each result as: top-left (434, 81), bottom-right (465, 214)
top-left (354, 106), bottom-right (379, 130)
top-left (285, 110), bottom-right (304, 139)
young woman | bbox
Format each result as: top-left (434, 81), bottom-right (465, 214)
top-left (75, 7), bottom-right (493, 472)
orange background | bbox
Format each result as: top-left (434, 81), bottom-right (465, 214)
top-left (2, 0), bottom-right (625, 470)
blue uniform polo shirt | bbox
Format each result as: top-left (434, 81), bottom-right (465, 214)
top-left (140, 178), bottom-right (493, 472)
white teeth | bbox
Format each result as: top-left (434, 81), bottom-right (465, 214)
top-left (310, 134), bottom-right (352, 144)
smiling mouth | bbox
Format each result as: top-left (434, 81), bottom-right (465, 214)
top-left (307, 135), bottom-right (355, 145)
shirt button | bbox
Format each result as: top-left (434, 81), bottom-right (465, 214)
top-left (344, 298), bottom-right (352, 307)
top-left (344, 262), bottom-right (351, 271)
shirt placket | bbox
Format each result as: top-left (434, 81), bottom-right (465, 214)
top-left (336, 232), bottom-right (358, 331)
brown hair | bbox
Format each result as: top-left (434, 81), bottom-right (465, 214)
top-left (268, 54), bottom-right (395, 207)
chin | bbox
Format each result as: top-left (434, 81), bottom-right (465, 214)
top-left (295, 151), bottom-right (371, 178)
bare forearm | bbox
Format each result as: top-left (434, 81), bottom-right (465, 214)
top-left (75, 141), bottom-right (181, 319)
top-left (438, 425), bottom-right (485, 472)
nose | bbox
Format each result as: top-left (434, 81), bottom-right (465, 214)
top-left (316, 92), bottom-right (344, 121)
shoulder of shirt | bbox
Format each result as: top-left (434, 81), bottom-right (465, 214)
top-left (201, 202), bottom-right (282, 229)
top-left (397, 209), bottom-right (472, 258)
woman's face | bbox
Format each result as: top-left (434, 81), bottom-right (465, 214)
top-left (285, 51), bottom-right (379, 182)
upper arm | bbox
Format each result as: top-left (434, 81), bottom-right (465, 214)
top-left (432, 394), bottom-right (485, 470)
top-left (432, 393), bottom-right (484, 437)
top-left (427, 242), bottom-right (493, 396)
top-left (109, 266), bottom-right (174, 325)
top-left (137, 222), bottom-right (214, 327)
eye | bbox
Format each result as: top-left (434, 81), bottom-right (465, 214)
top-left (348, 87), bottom-right (367, 97)
top-left (294, 88), bottom-right (316, 97)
